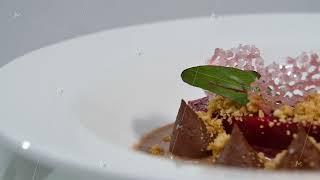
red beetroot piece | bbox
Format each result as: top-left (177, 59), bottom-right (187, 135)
top-left (237, 114), bottom-right (298, 157)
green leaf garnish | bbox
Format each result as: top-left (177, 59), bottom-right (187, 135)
top-left (181, 65), bottom-right (261, 105)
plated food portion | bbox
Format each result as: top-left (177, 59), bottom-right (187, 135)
top-left (135, 45), bottom-right (320, 170)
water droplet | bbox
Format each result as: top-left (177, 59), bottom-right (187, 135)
top-left (136, 49), bottom-right (144, 56)
top-left (210, 12), bottom-right (218, 19)
top-left (99, 161), bottom-right (110, 168)
top-left (21, 141), bottom-right (31, 150)
top-left (56, 88), bottom-right (64, 96)
top-left (13, 11), bottom-right (21, 18)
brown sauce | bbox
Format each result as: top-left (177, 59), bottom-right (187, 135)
top-left (134, 123), bottom-right (213, 165)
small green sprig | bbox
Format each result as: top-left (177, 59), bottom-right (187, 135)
top-left (181, 65), bottom-right (261, 105)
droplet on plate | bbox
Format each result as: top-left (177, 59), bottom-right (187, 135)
top-left (209, 11), bottom-right (219, 20)
top-left (136, 49), bottom-right (144, 56)
top-left (99, 161), bottom-right (109, 168)
top-left (13, 11), bottom-right (21, 18)
top-left (21, 141), bottom-right (31, 150)
top-left (56, 88), bottom-right (64, 96)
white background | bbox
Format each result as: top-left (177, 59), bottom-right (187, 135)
top-left (1, 0), bottom-right (320, 67)
top-left (0, 0), bottom-right (320, 179)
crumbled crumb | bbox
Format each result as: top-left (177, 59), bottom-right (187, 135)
top-left (259, 125), bottom-right (264, 129)
top-left (264, 150), bottom-right (287, 169)
top-left (162, 135), bottom-right (171, 142)
top-left (149, 144), bottom-right (164, 155)
top-left (207, 132), bottom-right (230, 159)
top-left (247, 95), bottom-right (263, 113)
top-left (197, 96), bottom-right (240, 136)
top-left (286, 130), bottom-right (291, 136)
top-left (270, 93), bottom-right (320, 125)
top-left (258, 110), bottom-right (265, 118)
top-left (268, 122), bottom-right (275, 127)
top-left (273, 105), bottom-right (294, 122)
top-left (293, 93), bottom-right (320, 124)
top-left (206, 96), bottom-right (246, 118)
top-left (257, 152), bottom-right (266, 162)
top-left (197, 111), bottom-right (225, 136)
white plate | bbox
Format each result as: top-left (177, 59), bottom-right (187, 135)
top-left (1, 14), bottom-right (320, 180)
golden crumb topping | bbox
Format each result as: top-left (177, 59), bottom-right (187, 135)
top-left (149, 144), bottom-right (164, 155)
top-left (207, 132), bottom-right (230, 159)
top-left (161, 135), bottom-right (171, 142)
top-left (207, 96), bottom-right (245, 117)
top-left (198, 95), bottom-right (264, 126)
top-left (247, 95), bottom-right (264, 113)
top-left (293, 93), bottom-right (320, 125)
top-left (194, 94), bottom-right (320, 163)
top-left (196, 111), bottom-right (225, 137)
top-left (273, 93), bottom-right (320, 125)
top-left (258, 110), bottom-right (265, 118)
top-left (273, 105), bottom-right (294, 122)
top-left (264, 150), bottom-right (287, 169)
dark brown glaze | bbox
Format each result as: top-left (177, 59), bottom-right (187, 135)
top-left (278, 126), bottom-right (320, 169)
top-left (134, 123), bottom-right (213, 164)
top-left (134, 124), bottom-right (174, 154)
top-left (169, 100), bottom-right (214, 158)
top-left (217, 125), bottom-right (264, 168)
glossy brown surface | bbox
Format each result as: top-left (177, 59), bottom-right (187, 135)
top-left (169, 100), bottom-right (213, 158)
top-left (217, 125), bottom-right (263, 168)
top-left (135, 123), bottom-right (213, 164)
top-left (279, 127), bottom-right (320, 169)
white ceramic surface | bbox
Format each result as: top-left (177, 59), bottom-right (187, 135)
top-left (0, 14), bottom-right (320, 180)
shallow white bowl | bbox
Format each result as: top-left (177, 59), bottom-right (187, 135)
top-left (1, 14), bottom-right (320, 180)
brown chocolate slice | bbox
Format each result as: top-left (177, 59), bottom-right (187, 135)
top-left (169, 100), bottom-right (213, 158)
top-left (216, 125), bottom-right (263, 168)
top-left (278, 126), bottom-right (320, 169)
